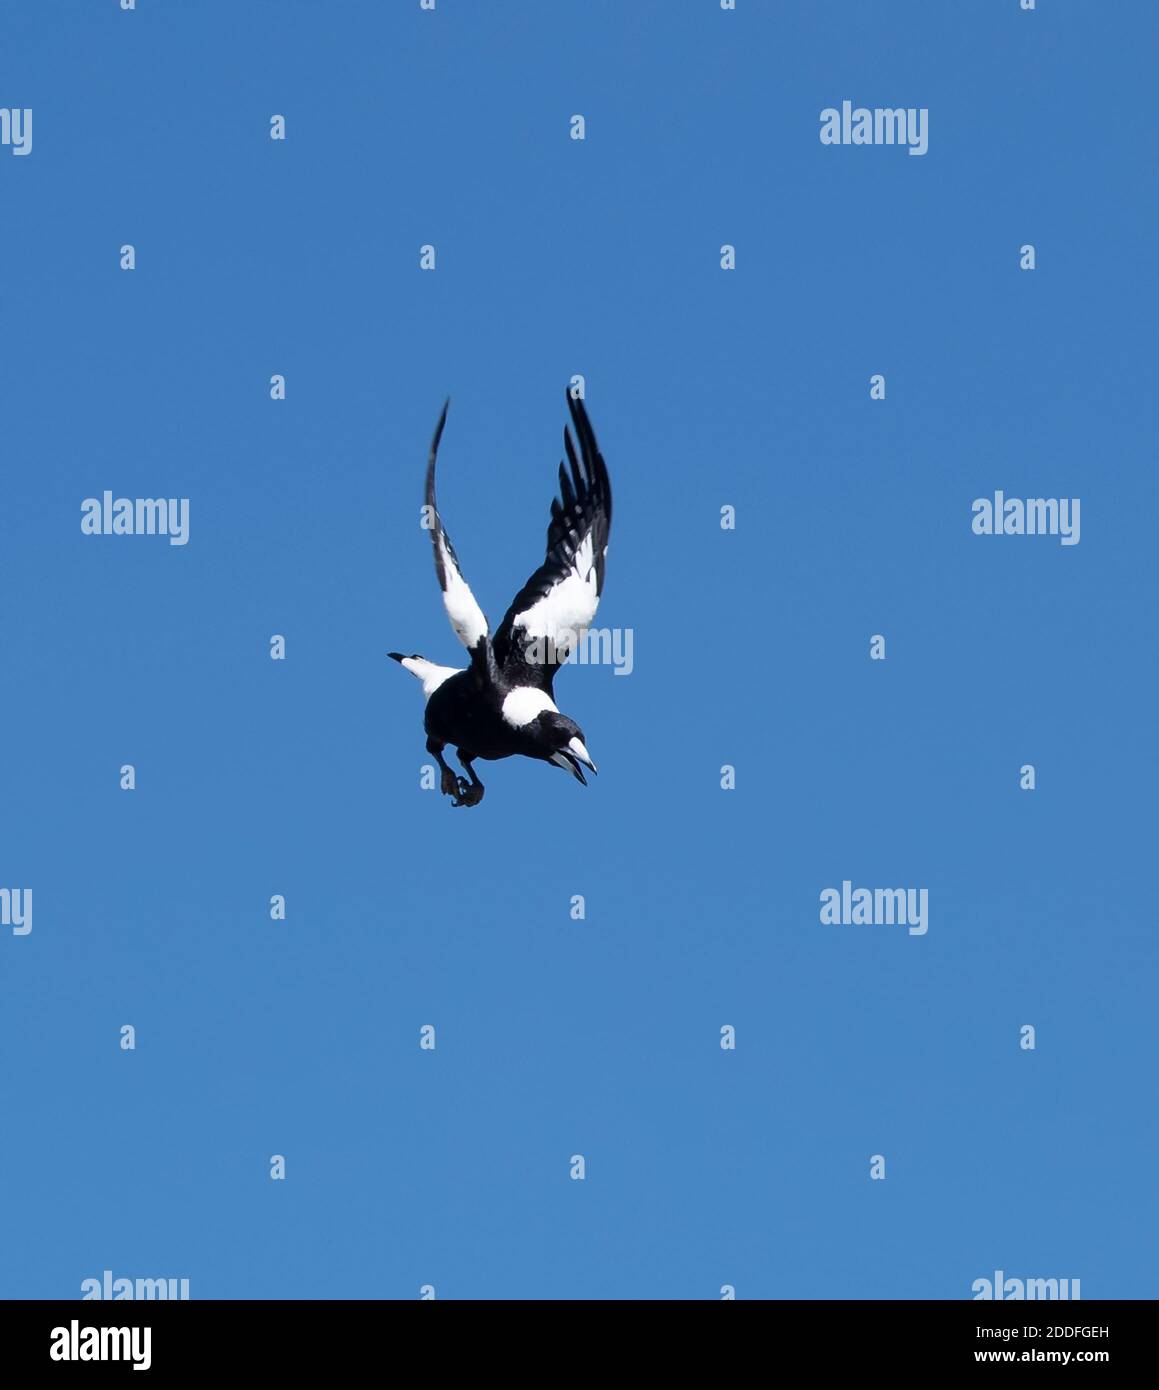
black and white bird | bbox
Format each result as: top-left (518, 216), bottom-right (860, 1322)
top-left (390, 392), bottom-right (612, 808)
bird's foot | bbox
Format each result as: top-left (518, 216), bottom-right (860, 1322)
top-left (440, 768), bottom-right (460, 798)
top-left (451, 777), bottom-right (485, 808)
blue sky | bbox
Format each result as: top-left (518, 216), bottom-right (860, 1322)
top-left (0, 0), bottom-right (1155, 1299)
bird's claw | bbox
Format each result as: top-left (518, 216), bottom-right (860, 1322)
top-left (451, 776), bottom-right (485, 808)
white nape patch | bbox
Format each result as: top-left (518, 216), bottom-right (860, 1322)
top-left (438, 533), bottom-right (488, 649)
top-left (513, 531), bottom-right (598, 656)
top-left (502, 686), bottom-right (559, 728)
top-left (400, 656), bottom-right (461, 700)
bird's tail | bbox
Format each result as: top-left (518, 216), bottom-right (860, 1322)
top-left (389, 652), bottom-right (458, 698)
top-left (389, 651), bottom-right (426, 677)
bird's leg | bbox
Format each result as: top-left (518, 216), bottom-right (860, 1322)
top-left (454, 749), bottom-right (485, 808)
top-left (427, 737), bottom-right (461, 800)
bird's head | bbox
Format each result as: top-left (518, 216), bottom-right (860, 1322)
top-left (538, 712), bottom-right (597, 785)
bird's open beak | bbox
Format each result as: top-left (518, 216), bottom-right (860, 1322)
top-left (549, 739), bottom-right (597, 785)
top-left (567, 737), bottom-right (597, 775)
top-left (550, 751), bottom-right (586, 784)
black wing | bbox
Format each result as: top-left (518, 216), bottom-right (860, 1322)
top-left (492, 393), bottom-right (612, 691)
top-left (423, 400), bottom-right (491, 664)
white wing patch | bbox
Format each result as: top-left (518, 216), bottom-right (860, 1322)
top-left (399, 656), bottom-right (462, 700)
top-left (501, 686), bottom-right (559, 728)
top-left (438, 533), bottom-right (489, 650)
top-left (511, 532), bottom-right (600, 659)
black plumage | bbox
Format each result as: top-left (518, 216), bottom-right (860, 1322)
top-left (390, 392), bottom-right (613, 808)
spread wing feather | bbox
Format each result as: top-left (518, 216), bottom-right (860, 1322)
top-left (492, 393), bottom-right (612, 691)
top-left (424, 401), bottom-right (491, 659)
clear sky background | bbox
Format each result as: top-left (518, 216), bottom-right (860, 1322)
top-left (1, 0), bottom-right (1155, 1300)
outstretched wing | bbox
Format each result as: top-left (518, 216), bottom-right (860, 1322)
top-left (424, 401), bottom-right (491, 664)
top-left (492, 393), bottom-right (612, 691)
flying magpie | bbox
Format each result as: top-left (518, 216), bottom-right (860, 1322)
top-left (390, 392), bottom-right (613, 808)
